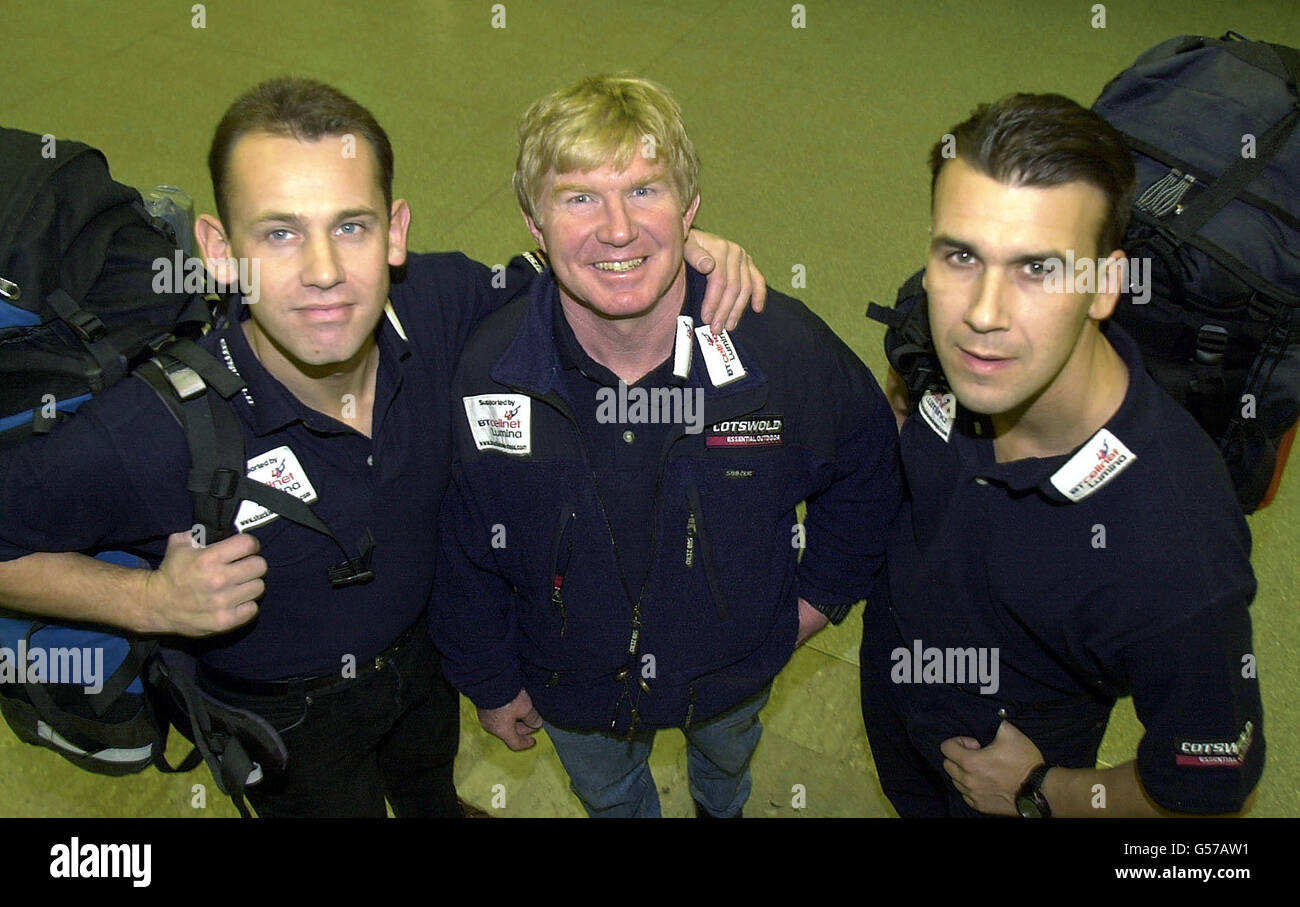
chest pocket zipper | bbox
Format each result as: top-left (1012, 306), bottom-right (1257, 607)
top-left (687, 486), bottom-right (731, 621)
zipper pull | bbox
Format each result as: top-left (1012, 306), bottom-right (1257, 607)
top-left (552, 508), bottom-right (575, 638)
top-left (551, 575), bottom-right (566, 638)
top-left (610, 685), bottom-right (629, 731)
top-left (685, 512), bottom-right (697, 567)
top-left (0, 276), bottom-right (19, 301)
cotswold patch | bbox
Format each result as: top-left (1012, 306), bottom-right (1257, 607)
top-left (706, 414), bottom-right (784, 449)
top-left (1176, 721), bottom-right (1255, 768)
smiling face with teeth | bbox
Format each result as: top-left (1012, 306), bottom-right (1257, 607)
top-left (525, 153), bottom-right (700, 325)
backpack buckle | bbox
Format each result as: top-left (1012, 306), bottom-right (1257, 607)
top-left (208, 468), bottom-right (240, 501)
top-left (65, 308), bottom-right (107, 344)
top-left (1195, 324), bottom-right (1229, 365)
top-left (161, 360), bottom-right (207, 400)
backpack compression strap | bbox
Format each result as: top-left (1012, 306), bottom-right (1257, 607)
top-left (1162, 41), bottom-right (1300, 243)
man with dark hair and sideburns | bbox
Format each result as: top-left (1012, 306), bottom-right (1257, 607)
top-left (861, 93), bottom-right (1264, 818)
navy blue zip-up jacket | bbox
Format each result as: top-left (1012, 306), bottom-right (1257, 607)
top-left (431, 267), bottom-right (902, 733)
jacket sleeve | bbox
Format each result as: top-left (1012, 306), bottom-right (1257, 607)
top-left (1123, 594), bottom-right (1263, 813)
top-left (0, 378), bottom-right (186, 563)
top-left (392, 251), bottom-right (538, 380)
top-left (429, 456), bottom-right (525, 711)
top-left (796, 329), bottom-right (904, 620)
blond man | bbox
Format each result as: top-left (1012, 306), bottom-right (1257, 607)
top-left (432, 75), bottom-right (901, 817)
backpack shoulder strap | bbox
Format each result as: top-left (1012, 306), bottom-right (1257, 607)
top-left (134, 338), bottom-right (374, 584)
top-left (866, 269), bottom-right (947, 410)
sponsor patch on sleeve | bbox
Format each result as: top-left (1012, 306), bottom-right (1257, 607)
top-left (1049, 427), bottom-right (1136, 502)
top-left (463, 395), bottom-right (532, 456)
top-left (918, 390), bottom-right (956, 442)
top-left (694, 326), bottom-right (747, 387)
top-left (236, 445), bottom-right (319, 531)
top-left (707, 414), bottom-right (784, 449)
top-left (1175, 721), bottom-right (1255, 768)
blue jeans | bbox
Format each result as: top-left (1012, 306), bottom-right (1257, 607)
top-left (544, 685), bottom-right (771, 818)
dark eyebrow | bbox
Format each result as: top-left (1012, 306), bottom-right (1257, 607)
top-left (931, 234), bottom-right (979, 258)
top-left (333, 208), bottom-right (381, 222)
top-left (250, 212), bottom-right (306, 229)
top-left (931, 234), bottom-right (1067, 267)
top-left (1007, 249), bottom-right (1068, 267)
top-left (250, 208), bottom-right (381, 229)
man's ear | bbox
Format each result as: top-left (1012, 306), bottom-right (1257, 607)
top-left (195, 214), bottom-right (238, 286)
top-left (388, 199), bottom-right (411, 267)
top-left (681, 194), bottom-right (701, 235)
top-left (1089, 249), bottom-right (1125, 321)
top-left (524, 211), bottom-right (546, 253)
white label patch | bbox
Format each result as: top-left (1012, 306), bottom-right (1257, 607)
top-left (918, 390), bottom-right (956, 442)
top-left (673, 316), bottom-right (694, 380)
top-left (235, 446), bottom-right (319, 531)
top-left (1050, 428), bottom-right (1137, 502)
top-left (464, 395), bottom-right (531, 456)
top-left (694, 326), bottom-right (747, 387)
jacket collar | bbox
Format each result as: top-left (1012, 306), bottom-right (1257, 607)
top-left (490, 265), bottom-right (768, 408)
top-left (954, 321), bottom-right (1151, 503)
top-left (217, 296), bottom-right (410, 438)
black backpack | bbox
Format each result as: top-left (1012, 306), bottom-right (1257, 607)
top-left (0, 126), bottom-right (360, 816)
top-left (1091, 32), bottom-right (1300, 512)
top-left (0, 126), bottom-right (209, 449)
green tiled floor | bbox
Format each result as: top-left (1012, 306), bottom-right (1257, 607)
top-left (1, 0), bottom-right (1297, 817)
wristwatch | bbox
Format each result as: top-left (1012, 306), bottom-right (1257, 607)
top-left (1015, 763), bottom-right (1053, 818)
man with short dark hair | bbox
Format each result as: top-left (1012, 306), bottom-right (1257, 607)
top-left (0, 76), bottom-right (763, 817)
top-left (861, 93), bottom-right (1264, 818)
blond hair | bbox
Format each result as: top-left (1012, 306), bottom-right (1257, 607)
top-left (514, 74), bottom-right (700, 224)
